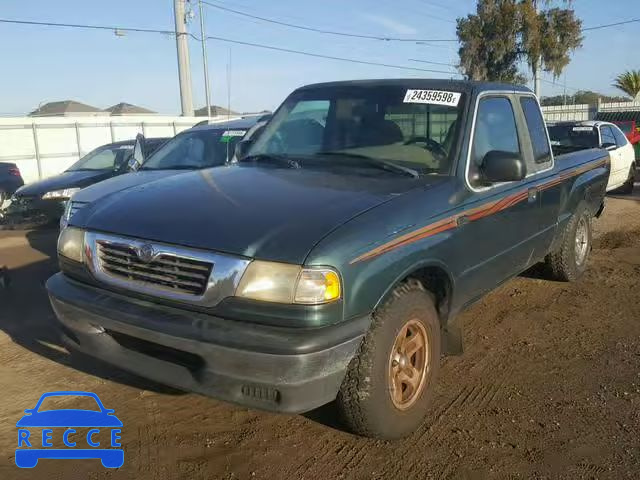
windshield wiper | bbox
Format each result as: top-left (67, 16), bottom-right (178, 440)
top-left (316, 152), bottom-right (420, 178)
top-left (242, 154), bottom-right (301, 169)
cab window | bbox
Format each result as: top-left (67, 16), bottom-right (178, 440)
top-left (520, 96), bottom-right (552, 167)
top-left (469, 96), bottom-right (521, 187)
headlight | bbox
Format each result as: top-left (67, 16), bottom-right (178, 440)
top-left (42, 188), bottom-right (80, 200)
top-left (60, 200), bottom-right (74, 230)
top-left (236, 261), bottom-right (341, 304)
top-left (57, 227), bottom-right (85, 263)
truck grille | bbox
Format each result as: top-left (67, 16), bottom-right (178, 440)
top-left (96, 241), bottom-right (212, 296)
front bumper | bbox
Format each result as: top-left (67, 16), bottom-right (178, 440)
top-left (3, 196), bottom-right (65, 222)
top-left (46, 273), bottom-right (368, 413)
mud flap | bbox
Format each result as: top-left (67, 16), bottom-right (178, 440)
top-left (441, 317), bottom-right (463, 356)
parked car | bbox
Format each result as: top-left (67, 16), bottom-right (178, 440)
top-left (547, 121), bottom-right (635, 193)
top-left (48, 79), bottom-right (608, 440)
top-left (548, 121), bottom-right (636, 194)
top-left (60, 117), bottom-right (263, 228)
top-left (6, 138), bottom-right (168, 223)
top-left (0, 162), bottom-right (24, 205)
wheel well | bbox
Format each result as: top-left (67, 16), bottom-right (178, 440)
top-left (404, 266), bottom-right (452, 324)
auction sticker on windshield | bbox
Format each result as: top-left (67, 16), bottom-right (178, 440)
top-left (220, 130), bottom-right (247, 143)
top-left (404, 89), bottom-right (461, 106)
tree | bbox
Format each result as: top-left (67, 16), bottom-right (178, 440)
top-left (457, 0), bottom-right (583, 84)
top-left (540, 90), bottom-right (628, 106)
top-left (456, 1), bottom-right (524, 84)
top-left (612, 70), bottom-right (640, 100)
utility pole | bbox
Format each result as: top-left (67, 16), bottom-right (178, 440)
top-left (174, 0), bottom-right (194, 116)
top-left (198, 0), bottom-right (211, 117)
top-left (533, 0), bottom-right (541, 98)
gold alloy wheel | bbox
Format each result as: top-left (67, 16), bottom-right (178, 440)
top-left (388, 318), bottom-right (430, 410)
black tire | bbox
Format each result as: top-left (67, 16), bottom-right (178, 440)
top-left (546, 202), bottom-right (592, 282)
top-left (336, 280), bottom-right (441, 439)
top-left (618, 164), bottom-right (635, 194)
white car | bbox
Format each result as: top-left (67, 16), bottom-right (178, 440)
top-left (548, 121), bottom-right (636, 193)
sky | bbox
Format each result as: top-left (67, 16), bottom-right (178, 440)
top-left (0, 0), bottom-right (637, 116)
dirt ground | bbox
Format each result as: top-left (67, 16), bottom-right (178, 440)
top-left (1, 189), bottom-right (639, 479)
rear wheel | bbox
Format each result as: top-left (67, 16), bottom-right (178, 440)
top-left (336, 280), bottom-right (441, 439)
top-left (618, 163), bottom-right (636, 194)
top-left (546, 202), bottom-right (592, 282)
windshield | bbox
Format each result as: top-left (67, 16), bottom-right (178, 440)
top-left (67, 144), bottom-right (133, 171)
top-left (142, 129), bottom-right (245, 170)
top-left (548, 125), bottom-right (599, 149)
top-left (244, 86), bottom-right (464, 176)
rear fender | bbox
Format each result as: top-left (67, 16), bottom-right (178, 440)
top-left (550, 159), bottom-right (608, 252)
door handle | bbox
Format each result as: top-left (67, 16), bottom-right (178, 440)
top-left (528, 188), bottom-right (538, 203)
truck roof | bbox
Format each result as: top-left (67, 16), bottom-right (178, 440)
top-left (188, 117), bottom-right (261, 133)
top-left (295, 78), bottom-right (532, 95)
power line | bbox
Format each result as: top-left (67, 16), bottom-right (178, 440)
top-left (408, 58), bottom-right (458, 68)
top-left (0, 18), bottom-right (459, 75)
top-left (201, 1), bottom-right (458, 42)
top-left (583, 18), bottom-right (640, 31)
top-left (203, 34), bottom-right (460, 74)
top-left (0, 18), bottom-right (179, 37)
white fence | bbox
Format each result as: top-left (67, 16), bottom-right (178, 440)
top-left (542, 100), bottom-right (640, 122)
top-left (0, 115), bottom-right (239, 184)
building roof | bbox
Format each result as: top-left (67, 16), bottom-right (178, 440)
top-left (29, 100), bottom-right (105, 116)
top-left (194, 105), bottom-right (240, 117)
top-left (104, 102), bottom-right (156, 115)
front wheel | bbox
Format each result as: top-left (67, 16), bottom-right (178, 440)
top-left (546, 202), bottom-right (592, 282)
top-left (336, 280), bottom-right (441, 439)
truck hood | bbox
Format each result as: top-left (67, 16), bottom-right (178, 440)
top-left (72, 170), bottom-right (183, 203)
top-left (74, 165), bottom-right (434, 264)
top-left (15, 170), bottom-right (114, 197)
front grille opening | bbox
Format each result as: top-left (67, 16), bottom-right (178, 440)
top-left (97, 241), bottom-right (212, 296)
top-left (107, 330), bottom-right (205, 374)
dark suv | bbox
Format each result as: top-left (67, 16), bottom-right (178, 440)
top-left (7, 138), bottom-right (167, 223)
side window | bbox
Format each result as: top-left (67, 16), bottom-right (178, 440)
top-left (519, 96), bottom-right (552, 166)
top-left (470, 97), bottom-right (521, 187)
top-left (600, 126), bottom-right (616, 147)
top-left (611, 126), bottom-right (628, 147)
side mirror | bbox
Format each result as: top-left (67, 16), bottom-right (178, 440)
top-left (234, 139), bottom-right (253, 161)
top-left (481, 150), bottom-right (527, 183)
top-left (128, 133), bottom-right (145, 171)
top-left (602, 142), bottom-right (616, 151)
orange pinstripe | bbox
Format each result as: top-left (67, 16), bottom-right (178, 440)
top-left (349, 158), bottom-right (607, 265)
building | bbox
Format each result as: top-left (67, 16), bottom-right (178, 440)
top-left (104, 103), bottom-right (157, 115)
top-left (29, 100), bottom-right (107, 117)
top-left (195, 105), bottom-right (240, 117)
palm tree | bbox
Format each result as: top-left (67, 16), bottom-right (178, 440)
top-left (612, 70), bottom-right (640, 101)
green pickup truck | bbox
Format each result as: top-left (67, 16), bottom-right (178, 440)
top-left (47, 79), bottom-right (609, 439)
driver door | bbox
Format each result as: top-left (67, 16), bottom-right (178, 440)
top-left (451, 94), bottom-right (543, 306)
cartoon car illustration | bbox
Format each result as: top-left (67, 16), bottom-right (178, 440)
top-left (15, 391), bottom-right (123, 468)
